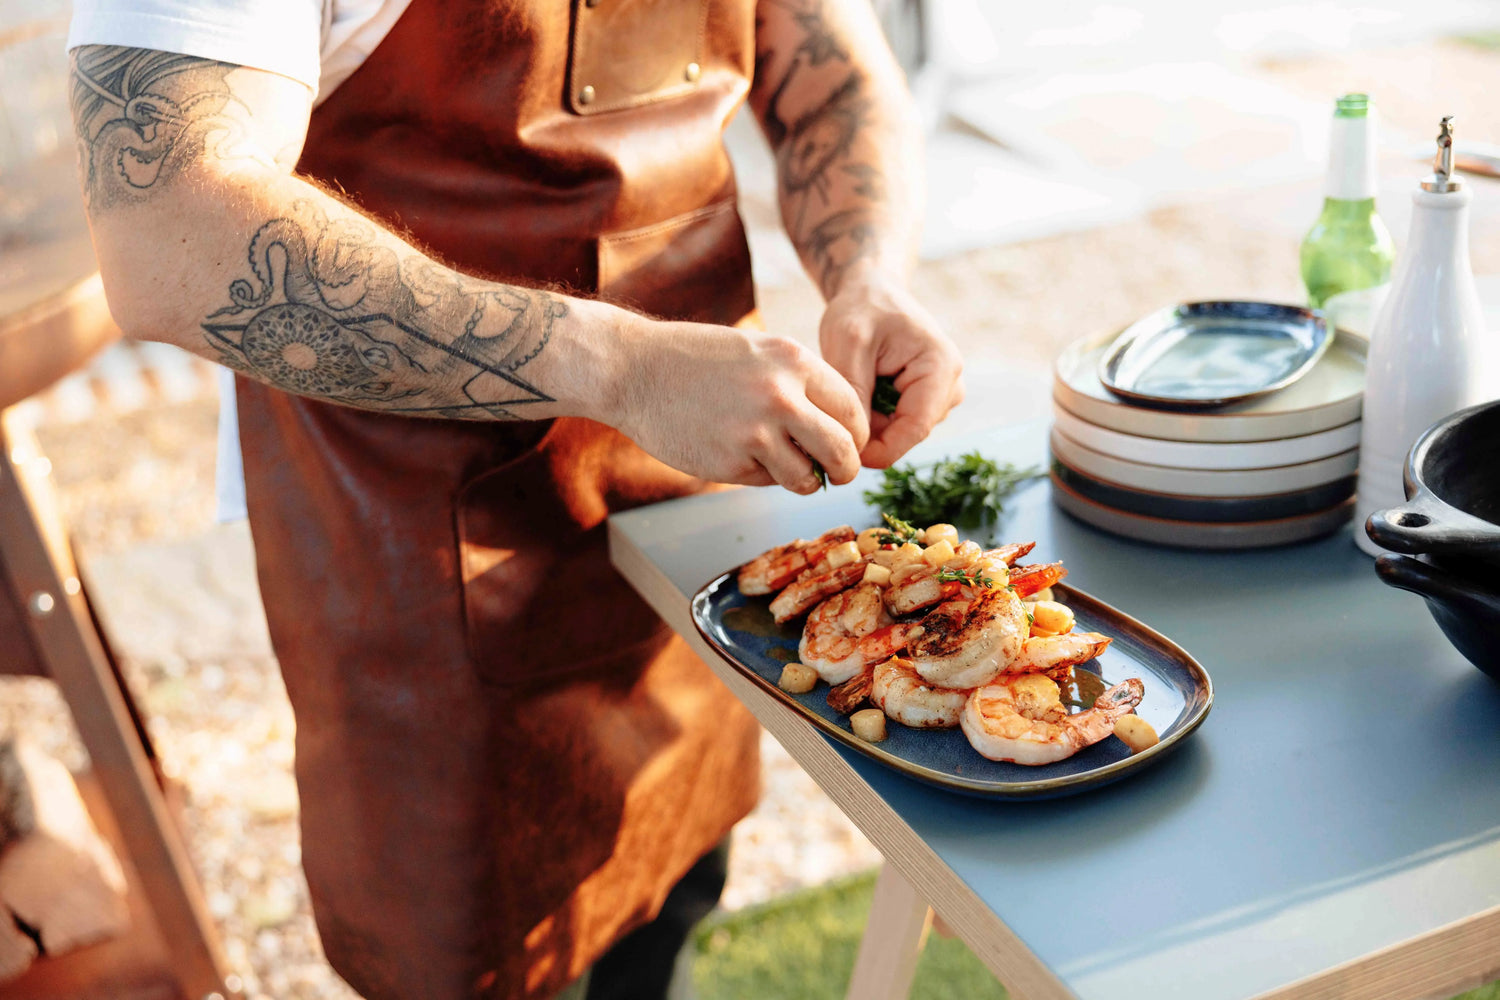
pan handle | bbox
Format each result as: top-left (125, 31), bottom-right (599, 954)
top-left (1374, 554), bottom-right (1493, 608)
top-left (1365, 490), bottom-right (1500, 556)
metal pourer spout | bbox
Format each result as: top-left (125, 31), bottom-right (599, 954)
top-left (1423, 115), bottom-right (1461, 192)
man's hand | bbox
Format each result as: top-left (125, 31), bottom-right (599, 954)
top-left (819, 271), bottom-right (964, 468)
top-left (613, 321), bottom-right (870, 495)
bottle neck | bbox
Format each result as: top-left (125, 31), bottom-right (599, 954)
top-left (1317, 196), bottom-right (1379, 221)
top-left (1401, 188), bottom-right (1472, 269)
top-left (1325, 114), bottom-right (1376, 200)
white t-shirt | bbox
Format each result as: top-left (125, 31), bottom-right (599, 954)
top-left (68, 0), bottom-right (413, 518)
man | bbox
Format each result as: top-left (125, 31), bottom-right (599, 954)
top-left (66, 0), bottom-right (962, 994)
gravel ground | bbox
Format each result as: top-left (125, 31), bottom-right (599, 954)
top-left (6, 37), bottom-right (1499, 998)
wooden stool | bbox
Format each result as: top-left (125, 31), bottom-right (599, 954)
top-left (0, 278), bottom-right (235, 999)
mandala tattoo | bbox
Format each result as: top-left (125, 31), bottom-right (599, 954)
top-left (204, 203), bottom-right (564, 418)
top-left (71, 46), bottom-right (241, 209)
top-left (753, 0), bottom-right (886, 296)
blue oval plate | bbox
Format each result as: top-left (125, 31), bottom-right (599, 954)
top-left (691, 573), bottom-right (1213, 799)
top-left (1098, 301), bottom-right (1333, 410)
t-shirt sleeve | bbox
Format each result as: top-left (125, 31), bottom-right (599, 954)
top-left (67, 0), bottom-right (325, 95)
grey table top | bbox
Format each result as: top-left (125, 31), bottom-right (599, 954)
top-left (608, 418), bottom-right (1500, 1000)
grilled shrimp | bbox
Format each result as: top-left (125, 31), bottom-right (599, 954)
top-left (738, 526), bottom-right (855, 595)
top-left (1005, 633), bottom-right (1112, 674)
top-left (961, 675), bottom-right (1144, 765)
top-left (871, 656), bottom-right (969, 729)
top-left (770, 561), bottom-right (867, 624)
top-left (799, 583), bottom-right (894, 684)
top-left (1007, 562), bottom-right (1068, 600)
top-left (884, 542), bottom-right (1037, 615)
top-left (859, 587), bottom-right (1029, 690)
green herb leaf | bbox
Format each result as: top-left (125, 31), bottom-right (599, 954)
top-left (872, 376), bottom-right (901, 417)
top-left (875, 511), bottom-right (920, 545)
top-left (810, 460), bottom-right (828, 491)
top-left (936, 568), bottom-right (993, 588)
top-left (862, 452), bottom-right (1043, 532)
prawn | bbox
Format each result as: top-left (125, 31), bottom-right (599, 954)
top-left (858, 587), bottom-right (1028, 690)
top-left (1007, 562), bottom-right (1068, 600)
top-left (1005, 633), bottom-right (1112, 675)
top-left (884, 541), bottom-right (1037, 615)
top-left (871, 656), bottom-right (969, 729)
top-left (961, 675), bottom-right (1144, 765)
top-left (769, 560), bottom-right (867, 624)
top-left (799, 583), bottom-right (893, 684)
top-left (738, 526), bottom-right (855, 596)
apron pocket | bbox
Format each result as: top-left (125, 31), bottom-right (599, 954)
top-left (597, 199), bottom-right (755, 326)
top-left (456, 423), bottom-right (671, 687)
top-left (568, 0), bottom-right (708, 115)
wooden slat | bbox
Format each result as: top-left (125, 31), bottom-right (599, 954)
top-left (0, 414), bottom-right (231, 999)
top-left (1254, 903), bottom-right (1500, 1000)
top-left (845, 863), bottom-right (932, 1000)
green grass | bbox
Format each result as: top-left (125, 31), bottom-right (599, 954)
top-left (692, 870), bottom-right (1499, 1000)
top-left (691, 871), bottom-right (1004, 1000)
top-left (1453, 31), bottom-right (1500, 49)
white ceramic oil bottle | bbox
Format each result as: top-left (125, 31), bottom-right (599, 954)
top-left (1355, 116), bottom-right (1493, 556)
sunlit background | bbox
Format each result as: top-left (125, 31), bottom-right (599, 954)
top-left (3, 1), bottom-right (1500, 997)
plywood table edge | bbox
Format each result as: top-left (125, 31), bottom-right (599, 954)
top-left (609, 522), bottom-right (1077, 1000)
top-left (1252, 901), bottom-right (1500, 1000)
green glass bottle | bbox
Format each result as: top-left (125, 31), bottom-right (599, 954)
top-left (1300, 93), bottom-right (1395, 310)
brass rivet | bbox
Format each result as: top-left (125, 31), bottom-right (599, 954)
top-left (579, 85), bottom-right (596, 105)
top-left (28, 591), bottom-right (54, 617)
top-left (685, 62), bottom-right (701, 83)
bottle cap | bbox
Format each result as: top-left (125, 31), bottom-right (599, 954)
top-left (1422, 116), bottom-right (1462, 193)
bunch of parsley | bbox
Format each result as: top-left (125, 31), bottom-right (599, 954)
top-left (863, 451), bottom-right (1041, 528)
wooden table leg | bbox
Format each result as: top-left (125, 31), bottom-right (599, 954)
top-left (845, 862), bottom-right (933, 1000)
top-left (0, 414), bottom-right (232, 1000)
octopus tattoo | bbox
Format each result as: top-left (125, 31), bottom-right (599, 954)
top-left (204, 203), bottom-right (565, 418)
top-left (71, 47), bottom-right (241, 209)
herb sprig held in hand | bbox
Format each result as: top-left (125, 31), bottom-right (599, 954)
top-left (863, 452), bottom-right (1042, 528)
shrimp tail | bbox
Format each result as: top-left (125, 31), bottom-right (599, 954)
top-left (827, 668), bottom-right (874, 714)
top-left (1008, 562), bottom-right (1067, 599)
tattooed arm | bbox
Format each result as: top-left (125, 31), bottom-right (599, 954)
top-left (750, 0), bottom-right (962, 467)
top-left (70, 45), bottom-right (867, 493)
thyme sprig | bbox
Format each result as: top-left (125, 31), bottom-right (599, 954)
top-left (936, 567), bottom-right (994, 588)
top-left (872, 375), bottom-right (901, 417)
top-left (863, 452), bottom-right (1043, 529)
top-left (876, 512), bottom-right (920, 545)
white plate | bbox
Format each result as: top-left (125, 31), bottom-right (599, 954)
top-left (1053, 405), bottom-right (1361, 471)
top-left (1054, 327), bottom-right (1365, 443)
top-left (1050, 428), bottom-right (1360, 498)
top-left (1051, 476), bottom-right (1355, 550)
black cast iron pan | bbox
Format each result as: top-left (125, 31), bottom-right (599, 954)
top-left (1365, 399), bottom-right (1500, 581)
top-left (1375, 555), bottom-right (1500, 681)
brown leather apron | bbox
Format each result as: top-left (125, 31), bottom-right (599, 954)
top-left (234, 1), bottom-right (762, 997)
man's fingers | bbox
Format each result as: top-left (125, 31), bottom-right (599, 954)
top-left (754, 436), bottom-right (824, 495)
top-left (860, 371), bottom-right (958, 468)
top-left (806, 360), bottom-right (872, 452)
top-left (789, 405), bottom-right (862, 486)
top-left (819, 316), bottom-right (878, 426)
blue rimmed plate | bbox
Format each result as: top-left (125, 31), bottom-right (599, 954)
top-left (1098, 301), bottom-right (1334, 410)
top-left (691, 572), bottom-right (1214, 799)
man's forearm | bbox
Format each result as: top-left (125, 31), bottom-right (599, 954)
top-left (750, 0), bottom-right (923, 299)
top-left (73, 46), bottom-right (633, 423)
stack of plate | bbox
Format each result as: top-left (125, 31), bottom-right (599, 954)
top-left (1051, 323), bottom-right (1366, 549)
